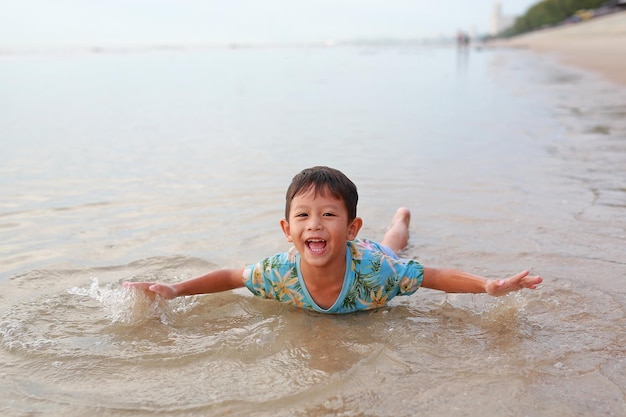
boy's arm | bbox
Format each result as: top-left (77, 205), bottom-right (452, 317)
top-left (422, 267), bottom-right (542, 296)
top-left (123, 267), bottom-right (246, 299)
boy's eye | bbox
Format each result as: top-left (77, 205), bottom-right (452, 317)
top-left (295, 213), bottom-right (308, 218)
top-left (323, 212), bottom-right (335, 217)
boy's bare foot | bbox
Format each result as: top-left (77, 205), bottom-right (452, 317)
top-left (392, 207), bottom-right (411, 228)
top-left (381, 207), bottom-right (411, 254)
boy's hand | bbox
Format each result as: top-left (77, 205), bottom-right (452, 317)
top-left (123, 282), bottom-right (178, 299)
top-left (485, 270), bottom-right (543, 297)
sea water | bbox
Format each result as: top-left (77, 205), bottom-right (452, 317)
top-left (1, 44), bottom-right (625, 416)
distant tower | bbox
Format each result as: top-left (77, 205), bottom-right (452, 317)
top-left (491, 2), bottom-right (502, 36)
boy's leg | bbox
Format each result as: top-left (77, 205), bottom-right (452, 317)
top-left (380, 207), bottom-right (411, 254)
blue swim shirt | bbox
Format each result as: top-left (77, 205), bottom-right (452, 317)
top-left (242, 239), bottom-right (423, 314)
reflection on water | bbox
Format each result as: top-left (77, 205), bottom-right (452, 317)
top-left (456, 47), bottom-right (470, 74)
top-left (1, 45), bottom-right (625, 415)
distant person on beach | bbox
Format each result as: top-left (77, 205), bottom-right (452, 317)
top-left (124, 166), bottom-right (542, 314)
top-left (457, 30), bottom-right (470, 48)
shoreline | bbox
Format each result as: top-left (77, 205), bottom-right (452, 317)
top-left (487, 11), bottom-right (626, 86)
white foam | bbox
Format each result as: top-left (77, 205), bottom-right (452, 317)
top-left (67, 277), bottom-right (178, 325)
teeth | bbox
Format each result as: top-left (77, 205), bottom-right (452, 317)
top-left (306, 239), bottom-right (327, 253)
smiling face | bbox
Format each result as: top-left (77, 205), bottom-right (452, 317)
top-left (280, 186), bottom-right (362, 273)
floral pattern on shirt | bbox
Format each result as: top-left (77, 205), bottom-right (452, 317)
top-left (242, 239), bottom-right (423, 314)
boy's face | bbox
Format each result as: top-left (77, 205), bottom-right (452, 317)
top-left (280, 186), bottom-right (362, 270)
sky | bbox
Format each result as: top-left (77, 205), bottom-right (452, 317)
top-left (1, 0), bottom-right (538, 47)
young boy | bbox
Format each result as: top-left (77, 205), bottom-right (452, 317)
top-left (124, 166), bottom-right (542, 314)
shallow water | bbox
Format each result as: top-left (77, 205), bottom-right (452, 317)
top-left (1, 45), bottom-right (625, 416)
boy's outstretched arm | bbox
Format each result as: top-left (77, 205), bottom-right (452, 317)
top-left (422, 267), bottom-right (542, 297)
top-left (123, 267), bottom-right (245, 299)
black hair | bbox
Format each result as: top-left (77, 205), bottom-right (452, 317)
top-left (285, 166), bottom-right (358, 222)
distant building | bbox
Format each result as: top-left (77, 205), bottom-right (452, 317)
top-left (490, 2), bottom-right (517, 35)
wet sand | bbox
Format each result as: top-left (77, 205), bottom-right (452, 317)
top-left (490, 11), bottom-right (626, 85)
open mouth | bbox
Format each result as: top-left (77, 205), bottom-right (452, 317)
top-left (306, 239), bottom-right (327, 253)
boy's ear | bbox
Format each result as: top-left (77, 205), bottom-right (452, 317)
top-left (347, 217), bottom-right (363, 241)
top-left (280, 219), bottom-right (293, 242)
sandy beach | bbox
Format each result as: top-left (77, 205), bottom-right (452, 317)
top-left (490, 10), bottom-right (626, 85)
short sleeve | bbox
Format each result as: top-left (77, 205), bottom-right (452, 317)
top-left (242, 252), bottom-right (307, 308)
top-left (242, 255), bottom-right (281, 299)
top-left (393, 259), bottom-right (424, 296)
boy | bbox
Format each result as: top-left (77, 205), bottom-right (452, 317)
top-left (124, 166), bottom-right (542, 313)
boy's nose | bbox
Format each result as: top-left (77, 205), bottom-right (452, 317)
top-left (307, 216), bottom-right (322, 230)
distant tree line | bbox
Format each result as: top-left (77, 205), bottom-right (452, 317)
top-left (502, 0), bottom-right (609, 37)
